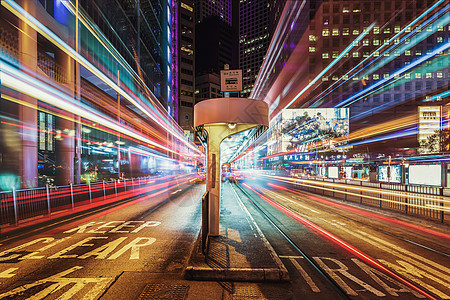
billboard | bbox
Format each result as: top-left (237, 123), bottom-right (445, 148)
top-left (418, 106), bottom-right (441, 154)
top-left (328, 166), bottom-right (339, 179)
top-left (409, 164), bottom-right (441, 186)
top-left (271, 108), bottom-right (349, 153)
top-left (378, 165), bottom-right (402, 183)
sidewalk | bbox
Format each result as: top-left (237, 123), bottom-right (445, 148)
top-left (185, 182), bottom-right (289, 282)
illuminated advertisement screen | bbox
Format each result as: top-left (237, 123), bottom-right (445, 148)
top-left (378, 165), bottom-right (402, 183)
top-left (344, 167), bottom-right (352, 179)
top-left (409, 164), bottom-right (441, 186)
top-left (328, 166), bottom-right (339, 179)
top-left (277, 108), bottom-right (349, 152)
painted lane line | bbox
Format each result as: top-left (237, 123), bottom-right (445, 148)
top-left (0, 268), bottom-right (18, 278)
top-left (289, 257), bottom-right (320, 292)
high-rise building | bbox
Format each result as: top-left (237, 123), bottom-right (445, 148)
top-left (195, 0), bottom-right (232, 26)
top-left (194, 1), bottom-right (237, 104)
top-left (0, 0), bottom-right (177, 188)
top-left (239, 0), bottom-right (283, 98)
top-left (174, 0), bottom-right (196, 136)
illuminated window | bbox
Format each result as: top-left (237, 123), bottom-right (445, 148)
top-left (332, 51), bottom-right (339, 58)
top-left (309, 46), bottom-right (316, 52)
top-left (426, 72), bottom-right (432, 78)
top-left (332, 76), bottom-right (339, 81)
top-left (332, 28), bottom-right (339, 36)
top-left (405, 38), bottom-right (410, 44)
top-left (437, 37), bottom-right (443, 43)
top-left (416, 50), bottom-right (422, 56)
top-left (342, 6), bottom-right (349, 13)
top-left (437, 26), bottom-right (444, 31)
top-left (363, 75), bottom-right (369, 80)
top-left (363, 51), bottom-right (369, 57)
top-left (405, 27), bottom-right (412, 33)
top-left (427, 25), bottom-right (433, 32)
top-left (437, 72), bottom-right (443, 78)
top-left (343, 53), bottom-right (349, 57)
top-left (363, 39), bottom-right (369, 46)
top-left (322, 53), bottom-right (329, 59)
top-left (405, 50), bottom-right (411, 56)
top-left (394, 38), bottom-right (400, 44)
top-left (384, 52), bottom-right (390, 57)
top-left (322, 76), bottom-right (329, 81)
top-left (415, 73), bottom-right (422, 79)
top-left (322, 29), bottom-right (330, 36)
top-left (353, 52), bottom-right (359, 57)
top-left (373, 74), bottom-right (379, 80)
top-left (353, 29), bottom-right (359, 35)
top-left (353, 41), bottom-right (359, 46)
top-left (373, 39), bottom-right (380, 45)
top-left (384, 27), bottom-right (391, 34)
top-left (394, 50), bottom-right (400, 56)
top-left (405, 73), bottom-right (410, 79)
top-left (343, 28), bottom-right (349, 35)
top-left (374, 26), bottom-right (380, 34)
top-left (394, 25), bottom-right (401, 33)
top-left (309, 35), bottom-right (317, 41)
top-left (352, 75), bottom-right (359, 80)
top-left (384, 39), bottom-right (389, 45)
top-left (384, 73), bottom-right (389, 79)
top-left (374, 52), bottom-right (379, 57)
top-left (343, 75), bottom-right (349, 80)
top-left (181, 2), bottom-right (193, 12)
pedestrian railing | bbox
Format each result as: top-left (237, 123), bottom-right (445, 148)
top-left (0, 175), bottom-right (184, 227)
top-left (264, 174), bottom-right (449, 224)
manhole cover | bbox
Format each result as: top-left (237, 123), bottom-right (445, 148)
top-left (137, 283), bottom-right (189, 300)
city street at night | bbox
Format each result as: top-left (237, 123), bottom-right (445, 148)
top-left (1, 0), bottom-right (450, 299)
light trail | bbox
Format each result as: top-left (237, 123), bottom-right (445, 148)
top-left (2, 0), bottom-right (200, 155)
top-left (242, 182), bottom-right (438, 300)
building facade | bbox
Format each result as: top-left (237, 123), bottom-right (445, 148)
top-left (0, 0), bottom-right (194, 190)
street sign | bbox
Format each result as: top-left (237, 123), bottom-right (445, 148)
top-left (220, 69), bottom-right (242, 92)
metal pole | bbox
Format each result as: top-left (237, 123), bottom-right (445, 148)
top-left (124, 178), bottom-right (127, 192)
top-left (114, 179), bottom-right (118, 198)
top-left (70, 183), bottom-right (74, 209)
top-left (103, 180), bottom-right (106, 200)
top-left (88, 181), bottom-right (92, 204)
top-left (12, 187), bottom-right (18, 226)
top-left (46, 184), bottom-right (51, 215)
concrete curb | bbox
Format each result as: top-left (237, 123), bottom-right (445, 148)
top-left (185, 266), bottom-right (289, 282)
top-left (231, 186), bottom-right (290, 281)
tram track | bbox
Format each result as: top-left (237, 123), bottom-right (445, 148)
top-left (232, 183), bottom-right (351, 300)
top-left (232, 182), bottom-right (441, 300)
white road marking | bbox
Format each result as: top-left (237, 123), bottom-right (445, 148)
top-left (0, 266), bottom-right (112, 300)
top-left (0, 238), bottom-right (54, 261)
top-left (329, 222), bottom-right (450, 298)
top-left (313, 257), bottom-right (386, 296)
top-left (262, 189), bottom-right (321, 214)
top-left (289, 257), bottom-right (320, 292)
top-left (353, 258), bottom-right (425, 298)
top-left (48, 237), bottom-right (108, 259)
top-left (107, 237), bottom-right (156, 260)
top-left (0, 268), bottom-right (18, 278)
top-left (78, 237), bottom-right (128, 259)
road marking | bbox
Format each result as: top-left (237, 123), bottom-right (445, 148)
top-left (0, 238), bottom-right (54, 261)
top-left (63, 220), bottom-right (161, 234)
top-left (313, 257), bottom-right (386, 296)
top-left (78, 237), bottom-right (128, 259)
top-left (0, 268), bottom-right (18, 278)
top-left (263, 189), bottom-right (321, 214)
top-left (107, 237), bottom-right (156, 260)
top-left (328, 222), bottom-right (450, 298)
top-left (353, 258), bottom-right (425, 298)
top-left (20, 237), bottom-right (72, 260)
top-left (48, 237), bottom-right (109, 259)
top-left (0, 266), bottom-right (112, 300)
top-left (289, 257), bottom-right (320, 292)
